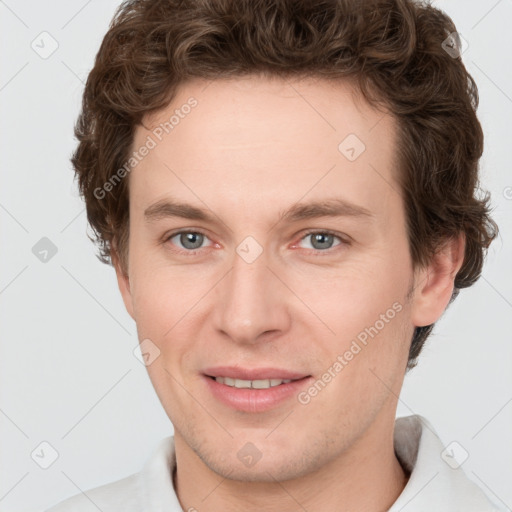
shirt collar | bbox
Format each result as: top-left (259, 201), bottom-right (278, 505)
top-left (389, 414), bottom-right (501, 511)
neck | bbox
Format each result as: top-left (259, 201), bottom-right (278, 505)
top-left (173, 416), bottom-right (409, 512)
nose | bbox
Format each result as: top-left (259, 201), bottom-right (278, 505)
top-left (212, 244), bottom-right (292, 346)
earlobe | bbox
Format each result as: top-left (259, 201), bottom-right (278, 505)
top-left (111, 249), bottom-right (135, 321)
top-left (410, 234), bottom-right (465, 328)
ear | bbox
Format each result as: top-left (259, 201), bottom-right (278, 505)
top-left (111, 247), bottom-right (135, 321)
top-left (410, 234), bottom-right (465, 327)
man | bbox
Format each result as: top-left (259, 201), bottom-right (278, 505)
top-left (46, 0), bottom-right (502, 510)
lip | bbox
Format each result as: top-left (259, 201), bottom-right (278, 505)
top-left (202, 367), bottom-right (313, 413)
top-left (202, 366), bottom-right (309, 381)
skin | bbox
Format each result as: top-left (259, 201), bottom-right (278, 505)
top-left (112, 74), bottom-right (465, 512)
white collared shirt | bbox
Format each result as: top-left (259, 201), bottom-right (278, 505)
top-left (45, 415), bottom-right (506, 511)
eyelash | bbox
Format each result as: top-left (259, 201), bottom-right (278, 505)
top-left (162, 229), bottom-right (350, 256)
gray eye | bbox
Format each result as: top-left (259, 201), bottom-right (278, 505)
top-left (304, 232), bottom-right (340, 251)
top-left (175, 232), bottom-right (205, 250)
top-left (310, 233), bottom-right (333, 250)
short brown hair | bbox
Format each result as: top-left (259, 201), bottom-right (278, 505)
top-left (72, 0), bottom-right (498, 369)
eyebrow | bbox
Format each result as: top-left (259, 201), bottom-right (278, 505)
top-left (144, 197), bottom-right (374, 225)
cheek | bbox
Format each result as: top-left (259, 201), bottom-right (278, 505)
top-left (299, 259), bottom-right (407, 338)
top-left (129, 264), bottom-right (178, 337)
top-left (301, 253), bottom-right (411, 392)
top-left (129, 266), bottom-right (213, 361)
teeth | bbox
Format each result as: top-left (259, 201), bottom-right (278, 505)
top-left (214, 377), bottom-right (293, 389)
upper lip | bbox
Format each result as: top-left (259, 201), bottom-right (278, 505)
top-left (203, 366), bottom-right (310, 381)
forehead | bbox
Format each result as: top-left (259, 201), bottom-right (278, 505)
top-left (129, 75), bottom-right (399, 223)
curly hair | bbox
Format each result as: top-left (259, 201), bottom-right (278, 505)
top-left (72, 0), bottom-right (498, 369)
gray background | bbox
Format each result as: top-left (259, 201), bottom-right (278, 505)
top-left (1, 1), bottom-right (511, 510)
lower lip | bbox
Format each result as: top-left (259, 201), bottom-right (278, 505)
top-left (202, 375), bottom-right (313, 413)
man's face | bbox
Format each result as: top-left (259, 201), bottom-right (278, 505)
top-left (118, 75), bottom-right (419, 481)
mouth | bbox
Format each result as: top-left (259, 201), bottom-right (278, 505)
top-left (206, 375), bottom-right (299, 389)
top-left (201, 367), bottom-right (312, 412)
